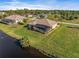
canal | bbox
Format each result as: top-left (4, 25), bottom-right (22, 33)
top-left (0, 30), bottom-right (50, 58)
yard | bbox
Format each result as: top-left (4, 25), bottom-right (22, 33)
top-left (0, 23), bottom-right (79, 57)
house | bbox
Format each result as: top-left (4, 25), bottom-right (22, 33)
top-left (0, 12), bottom-right (5, 15)
top-left (37, 14), bottom-right (48, 19)
top-left (24, 14), bottom-right (33, 18)
top-left (28, 14), bottom-right (33, 17)
top-left (1, 15), bottom-right (26, 24)
top-left (27, 19), bottom-right (58, 33)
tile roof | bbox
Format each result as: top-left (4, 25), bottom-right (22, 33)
top-left (5, 15), bottom-right (26, 21)
top-left (29, 19), bottom-right (57, 27)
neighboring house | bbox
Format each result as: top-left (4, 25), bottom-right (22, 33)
top-left (24, 14), bottom-right (33, 18)
top-left (27, 19), bottom-right (58, 33)
top-left (37, 14), bottom-right (48, 19)
top-left (28, 14), bottom-right (33, 17)
top-left (0, 12), bottom-right (5, 15)
top-left (1, 15), bottom-right (26, 24)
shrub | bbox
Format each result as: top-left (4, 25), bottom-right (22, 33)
top-left (23, 19), bottom-right (27, 23)
top-left (18, 22), bottom-right (24, 25)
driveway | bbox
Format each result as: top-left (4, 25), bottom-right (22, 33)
top-left (0, 30), bottom-right (26, 58)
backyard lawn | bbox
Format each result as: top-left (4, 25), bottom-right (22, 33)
top-left (0, 23), bottom-right (79, 57)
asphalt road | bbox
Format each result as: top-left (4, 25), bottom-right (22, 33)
top-left (0, 30), bottom-right (26, 58)
top-left (59, 22), bottom-right (79, 26)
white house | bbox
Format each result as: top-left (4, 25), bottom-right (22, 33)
top-left (0, 12), bottom-right (5, 15)
top-left (1, 15), bottom-right (26, 24)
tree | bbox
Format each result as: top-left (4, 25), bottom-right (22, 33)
top-left (20, 36), bottom-right (30, 48)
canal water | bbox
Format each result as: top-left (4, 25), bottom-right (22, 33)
top-left (0, 30), bottom-right (50, 58)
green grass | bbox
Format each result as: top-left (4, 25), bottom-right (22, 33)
top-left (0, 23), bottom-right (23, 39)
top-left (13, 24), bottom-right (79, 57)
top-left (33, 24), bottom-right (79, 57)
top-left (0, 23), bottom-right (79, 57)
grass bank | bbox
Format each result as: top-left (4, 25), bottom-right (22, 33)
top-left (0, 23), bottom-right (79, 57)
